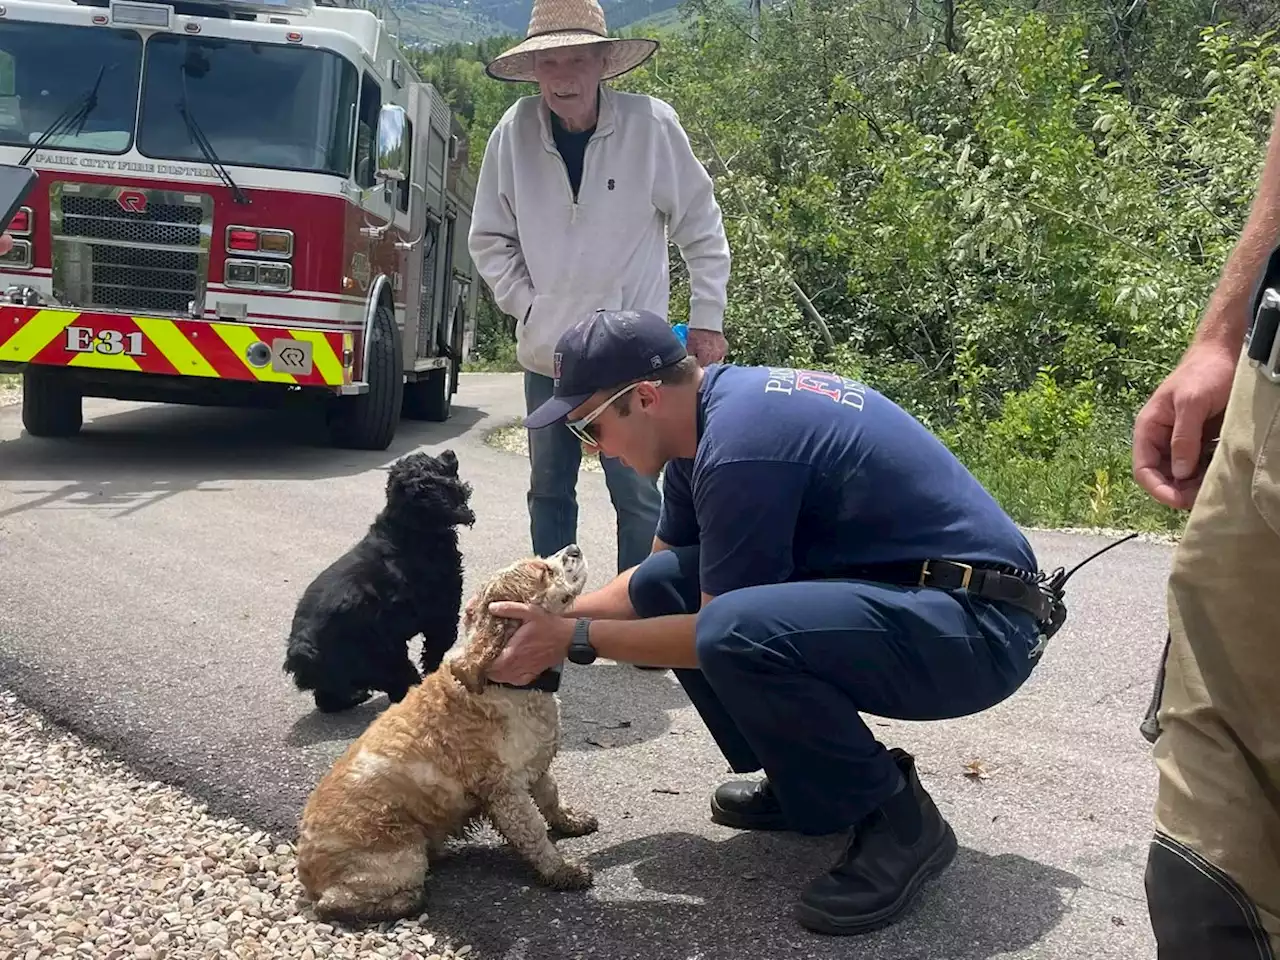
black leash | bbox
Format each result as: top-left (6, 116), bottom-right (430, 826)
top-left (1140, 631), bottom-right (1171, 744)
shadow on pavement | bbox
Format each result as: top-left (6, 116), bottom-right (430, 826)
top-left (419, 829), bottom-right (1081, 960)
top-left (282, 661), bottom-right (692, 755)
top-left (284, 697), bottom-right (388, 748)
top-left (0, 402), bottom-right (488, 514)
top-left (558, 663), bottom-right (691, 754)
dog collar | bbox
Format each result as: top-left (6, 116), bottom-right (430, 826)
top-left (491, 666), bottom-right (563, 693)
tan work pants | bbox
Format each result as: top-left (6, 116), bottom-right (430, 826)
top-left (1146, 347), bottom-right (1280, 957)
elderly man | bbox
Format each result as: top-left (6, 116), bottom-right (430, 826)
top-left (1132, 103), bottom-right (1280, 956)
top-left (483, 308), bottom-right (1064, 936)
top-left (467, 0), bottom-right (731, 588)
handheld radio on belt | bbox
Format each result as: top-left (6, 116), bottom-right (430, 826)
top-left (1247, 249), bottom-right (1280, 382)
top-left (1032, 530), bottom-right (1140, 644)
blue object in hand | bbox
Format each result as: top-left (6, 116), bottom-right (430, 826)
top-left (672, 322), bottom-right (688, 346)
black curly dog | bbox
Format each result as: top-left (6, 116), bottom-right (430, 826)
top-left (282, 449), bottom-right (476, 713)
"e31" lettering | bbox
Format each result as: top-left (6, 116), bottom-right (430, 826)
top-left (65, 326), bottom-right (146, 357)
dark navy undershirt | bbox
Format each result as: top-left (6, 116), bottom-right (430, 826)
top-left (551, 111), bottom-right (595, 200)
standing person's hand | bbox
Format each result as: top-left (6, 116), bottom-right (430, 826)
top-left (686, 328), bottom-right (728, 365)
top-left (1132, 342), bottom-right (1238, 510)
top-left (0, 233), bottom-right (12, 256)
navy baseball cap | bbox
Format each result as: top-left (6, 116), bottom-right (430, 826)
top-left (524, 309), bottom-right (688, 429)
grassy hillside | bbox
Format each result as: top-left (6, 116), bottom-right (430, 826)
top-left (393, 2), bottom-right (506, 47)
top-left (391, 0), bottom-right (690, 47)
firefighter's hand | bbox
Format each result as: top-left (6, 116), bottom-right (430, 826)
top-left (1132, 341), bottom-right (1236, 510)
top-left (686, 328), bottom-right (727, 365)
top-left (0, 233), bottom-right (12, 256)
top-left (484, 601), bottom-right (572, 686)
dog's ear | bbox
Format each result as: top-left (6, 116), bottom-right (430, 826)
top-left (449, 611), bottom-right (517, 693)
top-left (438, 449), bottom-right (459, 476)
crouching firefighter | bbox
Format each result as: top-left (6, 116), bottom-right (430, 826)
top-left (480, 307), bottom-right (1075, 936)
top-left (1132, 102), bottom-right (1280, 960)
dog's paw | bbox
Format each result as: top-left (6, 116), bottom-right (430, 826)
top-left (544, 859), bottom-right (593, 891)
top-left (550, 810), bottom-right (599, 838)
top-left (313, 689), bottom-right (372, 713)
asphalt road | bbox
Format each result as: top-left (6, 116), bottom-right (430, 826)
top-left (0, 373), bottom-right (1171, 960)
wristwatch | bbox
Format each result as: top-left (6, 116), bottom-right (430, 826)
top-left (567, 618), bottom-right (597, 665)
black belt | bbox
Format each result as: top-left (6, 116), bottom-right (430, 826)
top-left (823, 559), bottom-right (1057, 624)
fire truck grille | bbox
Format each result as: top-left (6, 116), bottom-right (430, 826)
top-left (50, 183), bottom-right (214, 316)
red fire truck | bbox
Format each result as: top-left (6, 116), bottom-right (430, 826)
top-left (0, 0), bottom-right (479, 449)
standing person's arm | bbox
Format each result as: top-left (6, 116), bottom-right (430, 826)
top-left (652, 103), bottom-right (731, 364)
top-left (467, 121), bottom-right (536, 324)
top-left (1191, 104), bottom-right (1280, 352)
top-left (1133, 104), bottom-right (1280, 510)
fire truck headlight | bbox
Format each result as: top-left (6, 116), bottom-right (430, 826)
top-left (226, 261), bottom-right (257, 285)
top-left (257, 264), bottom-right (291, 289)
top-left (0, 239), bottom-right (32, 270)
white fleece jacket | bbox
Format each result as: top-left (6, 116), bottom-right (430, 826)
top-left (467, 85), bottom-right (731, 378)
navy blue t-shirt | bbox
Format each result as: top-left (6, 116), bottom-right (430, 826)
top-left (655, 364), bottom-right (1038, 598)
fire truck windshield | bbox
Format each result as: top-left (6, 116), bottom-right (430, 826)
top-left (138, 35), bottom-right (358, 176)
top-left (0, 22), bottom-right (142, 153)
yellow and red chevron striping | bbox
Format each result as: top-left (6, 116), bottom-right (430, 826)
top-left (0, 307), bottom-right (350, 387)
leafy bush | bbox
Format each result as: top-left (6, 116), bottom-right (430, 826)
top-left (414, 0), bottom-right (1280, 531)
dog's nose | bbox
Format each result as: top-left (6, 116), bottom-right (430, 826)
top-left (563, 544), bottom-right (582, 559)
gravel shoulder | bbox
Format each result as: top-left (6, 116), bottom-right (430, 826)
top-left (0, 690), bottom-right (473, 960)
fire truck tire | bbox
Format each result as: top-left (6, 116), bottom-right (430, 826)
top-left (21, 367), bottom-right (83, 438)
top-left (402, 367), bottom-right (449, 422)
top-left (327, 301), bottom-right (403, 450)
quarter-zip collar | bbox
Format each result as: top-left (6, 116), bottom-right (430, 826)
top-left (537, 83), bottom-right (617, 153)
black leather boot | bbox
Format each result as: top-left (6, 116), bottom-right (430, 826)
top-left (710, 777), bottom-right (789, 831)
top-left (794, 749), bottom-right (957, 935)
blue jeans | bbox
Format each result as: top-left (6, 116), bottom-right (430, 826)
top-left (524, 371), bottom-right (662, 574)
top-left (628, 545), bottom-right (1046, 835)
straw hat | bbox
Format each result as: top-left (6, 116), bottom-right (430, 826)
top-left (484, 0), bottom-right (659, 84)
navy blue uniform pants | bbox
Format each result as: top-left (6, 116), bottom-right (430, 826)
top-left (628, 545), bottom-right (1046, 835)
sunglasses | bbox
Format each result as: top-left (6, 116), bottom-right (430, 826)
top-left (564, 380), bottom-right (655, 445)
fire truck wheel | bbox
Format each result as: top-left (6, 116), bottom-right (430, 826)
top-left (21, 367), bottom-right (83, 438)
top-left (402, 367), bottom-right (449, 422)
top-left (327, 301), bottom-right (404, 450)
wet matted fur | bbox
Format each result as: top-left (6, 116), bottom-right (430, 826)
top-left (282, 449), bottom-right (476, 713)
top-left (295, 544), bottom-right (597, 922)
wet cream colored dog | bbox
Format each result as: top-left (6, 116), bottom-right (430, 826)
top-left (295, 544), bottom-right (597, 922)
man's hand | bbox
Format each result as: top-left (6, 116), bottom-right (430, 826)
top-left (0, 233), bottom-right (12, 256)
top-left (1132, 341), bottom-right (1238, 510)
top-left (686, 328), bottom-right (728, 365)
top-left (485, 601), bottom-right (574, 686)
